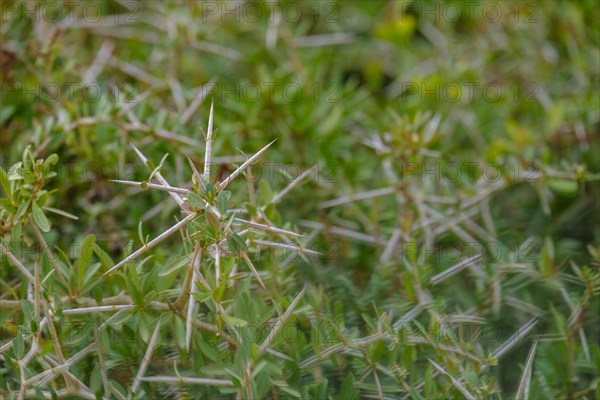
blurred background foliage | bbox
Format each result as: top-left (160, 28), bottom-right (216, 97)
top-left (1, 0), bottom-right (599, 399)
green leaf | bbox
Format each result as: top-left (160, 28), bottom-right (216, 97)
top-left (224, 367), bottom-right (242, 388)
top-left (0, 104), bottom-right (15, 124)
top-left (186, 192), bottom-right (206, 210)
top-left (259, 180), bottom-right (273, 204)
top-left (42, 206), bottom-right (79, 220)
top-left (206, 182), bottom-right (215, 201)
top-left (138, 313), bottom-right (152, 343)
top-left (0, 166), bottom-right (12, 202)
top-left (138, 221), bottom-right (145, 245)
top-left (174, 317), bottom-right (186, 349)
top-left (15, 198), bottom-right (31, 221)
top-left (43, 153), bottom-right (59, 168)
top-left (109, 380), bottom-right (127, 398)
top-left (255, 369), bottom-right (270, 398)
top-left (547, 178), bottom-right (578, 195)
top-left (206, 209), bottom-right (220, 232)
top-left (127, 278), bottom-right (144, 306)
top-left (216, 190), bottom-right (231, 214)
top-left (231, 233), bottom-right (248, 253)
top-left (75, 234), bottom-right (96, 290)
top-left (192, 291), bottom-right (211, 303)
top-left (32, 201), bottom-right (51, 232)
top-left (90, 366), bottom-right (103, 394)
top-left (81, 262), bottom-right (102, 294)
top-left (222, 314), bottom-right (248, 327)
top-left (340, 373), bottom-right (360, 400)
top-left (92, 243), bottom-right (114, 270)
top-left (278, 386), bottom-right (302, 398)
top-left (148, 153), bottom-right (169, 182)
top-left (13, 329), bottom-right (25, 359)
top-left (20, 301), bottom-right (35, 325)
top-left (245, 203), bottom-right (257, 217)
top-left (198, 338), bottom-right (219, 362)
top-left (264, 204), bottom-right (281, 226)
top-left (160, 253), bottom-right (194, 277)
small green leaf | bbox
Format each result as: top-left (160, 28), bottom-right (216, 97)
top-left (192, 291), bottom-right (211, 303)
top-left (231, 233), bottom-right (248, 252)
top-left (0, 104), bottom-right (15, 124)
top-left (245, 203), bottom-right (257, 217)
top-left (127, 279), bottom-right (144, 306)
top-left (30, 320), bottom-right (38, 334)
top-left (148, 153), bottom-right (169, 182)
top-left (186, 192), bottom-right (206, 210)
top-left (138, 313), bottom-right (152, 343)
top-left (73, 235), bottom-right (96, 290)
top-left (32, 201), bottom-right (51, 232)
top-left (216, 190), bottom-right (231, 214)
top-left (199, 339), bottom-right (219, 362)
top-left (547, 178), bottom-right (578, 195)
top-left (205, 209), bottom-right (220, 232)
top-left (138, 221), bottom-right (145, 245)
top-left (224, 367), bottom-right (242, 388)
top-left (255, 368), bottom-right (271, 399)
top-left (92, 243), bottom-right (114, 270)
top-left (43, 154), bottom-right (59, 168)
top-left (0, 166), bottom-right (12, 202)
top-left (13, 329), bottom-right (25, 359)
top-left (109, 380), bottom-right (127, 398)
top-left (259, 180), bottom-right (273, 204)
top-left (90, 366), bottom-right (103, 394)
top-left (159, 254), bottom-right (191, 277)
top-left (222, 314), bottom-right (248, 327)
top-left (15, 198), bottom-right (31, 221)
top-left (206, 182), bottom-right (215, 200)
top-left (339, 373), bottom-right (360, 400)
top-left (42, 206), bottom-right (79, 220)
top-left (278, 386), bottom-right (302, 398)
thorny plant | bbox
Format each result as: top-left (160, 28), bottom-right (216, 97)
top-left (0, 104), bottom-right (329, 399)
top-left (1, 107), bottom-right (598, 400)
top-left (1, 1), bottom-right (599, 400)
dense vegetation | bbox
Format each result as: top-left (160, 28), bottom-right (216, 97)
top-left (1, 1), bottom-right (599, 399)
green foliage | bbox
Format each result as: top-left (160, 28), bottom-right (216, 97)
top-left (1, 1), bottom-right (599, 399)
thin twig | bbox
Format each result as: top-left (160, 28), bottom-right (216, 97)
top-left (103, 213), bottom-right (196, 276)
top-left (516, 338), bottom-right (539, 400)
top-left (186, 245), bottom-right (203, 353)
top-left (271, 165), bottom-right (316, 205)
top-left (241, 253), bottom-right (266, 290)
top-left (110, 180), bottom-right (190, 195)
top-left (131, 317), bottom-right (163, 393)
top-left (139, 376), bottom-right (234, 386)
top-left (0, 243), bottom-right (35, 283)
top-left (131, 144), bottom-right (186, 208)
top-left (218, 140), bottom-right (277, 190)
top-left (427, 358), bottom-right (476, 400)
top-left (258, 286), bottom-right (307, 355)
